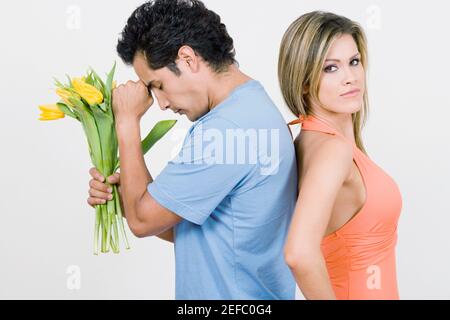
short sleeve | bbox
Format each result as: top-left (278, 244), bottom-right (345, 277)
top-left (147, 116), bottom-right (253, 225)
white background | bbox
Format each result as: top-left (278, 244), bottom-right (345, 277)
top-left (0, 0), bottom-right (449, 299)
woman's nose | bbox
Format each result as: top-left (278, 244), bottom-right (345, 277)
top-left (343, 66), bottom-right (357, 85)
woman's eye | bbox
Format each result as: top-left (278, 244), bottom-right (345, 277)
top-left (324, 65), bottom-right (338, 73)
top-left (350, 58), bottom-right (360, 66)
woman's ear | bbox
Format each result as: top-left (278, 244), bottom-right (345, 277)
top-left (302, 84), bottom-right (309, 95)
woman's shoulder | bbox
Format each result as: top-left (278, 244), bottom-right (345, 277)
top-left (295, 131), bottom-right (353, 174)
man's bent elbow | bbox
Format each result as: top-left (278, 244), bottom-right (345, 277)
top-left (127, 219), bottom-right (157, 238)
top-left (129, 222), bottom-right (147, 238)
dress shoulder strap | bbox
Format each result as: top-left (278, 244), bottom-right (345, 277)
top-left (288, 115), bottom-right (345, 139)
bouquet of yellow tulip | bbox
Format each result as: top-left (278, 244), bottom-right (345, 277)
top-left (39, 63), bottom-right (177, 255)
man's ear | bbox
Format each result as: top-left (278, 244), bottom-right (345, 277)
top-left (177, 45), bottom-right (199, 72)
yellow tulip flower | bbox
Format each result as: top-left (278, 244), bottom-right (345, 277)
top-left (40, 63), bottom-right (178, 255)
top-left (56, 88), bottom-right (81, 107)
top-left (72, 78), bottom-right (104, 106)
top-left (38, 104), bottom-right (65, 121)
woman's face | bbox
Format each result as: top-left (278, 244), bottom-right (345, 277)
top-left (312, 34), bottom-right (365, 115)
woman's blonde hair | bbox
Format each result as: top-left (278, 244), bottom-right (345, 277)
top-left (278, 11), bottom-right (369, 153)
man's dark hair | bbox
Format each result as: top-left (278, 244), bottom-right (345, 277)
top-left (117, 0), bottom-right (236, 75)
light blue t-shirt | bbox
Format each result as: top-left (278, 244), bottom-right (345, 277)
top-left (147, 80), bottom-right (297, 299)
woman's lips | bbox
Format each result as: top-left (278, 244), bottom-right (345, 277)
top-left (340, 88), bottom-right (361, 97)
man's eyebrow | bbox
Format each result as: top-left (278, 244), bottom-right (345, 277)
top-left (142, 80), bottom-right (155, 95)
top-left (325, 53), bottom-right (360, 62)
top-left (146, 80), bottom-right (163, 89)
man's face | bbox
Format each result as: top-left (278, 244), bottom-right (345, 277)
top-left (132, 51), bottom-right (209, 121)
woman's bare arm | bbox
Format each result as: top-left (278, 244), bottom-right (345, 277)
top-left (284, 137), bottom-right (353, 299)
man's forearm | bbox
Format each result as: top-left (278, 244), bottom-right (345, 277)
top-left (115, 118), bottom-right (175, 243)
top-left (116, 119), bottom-right (152, 227)
top-left (117, 186), bottom-right (174, 243)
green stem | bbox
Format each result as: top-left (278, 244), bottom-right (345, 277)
top-left (110, 230), bottom-right (119, 254)
top-left (114, 185), bottom-right (130, 249)
top-left (106, 196), bottom-right (116, 253)
top-left (101, 204), bottom-right (108, 253)
top-left (112, 205), bottom-right (120, 253)
top-left (78, 109), bottom-right (107, 254)
top-left (94, 204), bottom-right (101, 255)
top-left (112, 217), bottom-right (119, 254)
top-left (106, 212), bottom-right (110, 252)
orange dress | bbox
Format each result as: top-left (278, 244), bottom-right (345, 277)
top-left (288, 115), bottom-right (403, 300)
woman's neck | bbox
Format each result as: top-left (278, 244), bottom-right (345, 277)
top-left (310, 109), bottom-right (356, 142)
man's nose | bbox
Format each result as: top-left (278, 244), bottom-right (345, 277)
top-left (153, 91), bottom-right (170, 110)
top-left (160, 102), bottom-right (171, 111)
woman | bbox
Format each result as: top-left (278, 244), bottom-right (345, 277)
top-left (278, 11), bottom-right (402, 299)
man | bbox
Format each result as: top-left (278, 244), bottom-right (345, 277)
top-left (88, 0), bottom-right (297, 299)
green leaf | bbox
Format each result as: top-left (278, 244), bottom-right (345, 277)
top-left (53, 77), bottom-right (66, 89)
top-left (94, 77), bottom-right (105, 95)
top-left (141, 120), bottom-right (178, 155)
top-left (85, 72), bottom-right (94, 86)
top-left (98, 101), bottom-right (108, 113)
top-left (68, 96), bottom-right (91, 115)
top-left (90, 67), bottom-right (106, 90)
top-left (106, 62), bottom-right (116, 92)
top-left (56, 102), bottom-right (79, 121)
top-left (65, 74), bottom-right (73, 87)
top-left (104, 62), bottom-right (116, 115)
top-left (113, 119), bottom-right (177, 171)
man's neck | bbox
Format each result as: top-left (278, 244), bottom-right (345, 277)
top-left (207, 64), bottom-right (253, 111)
